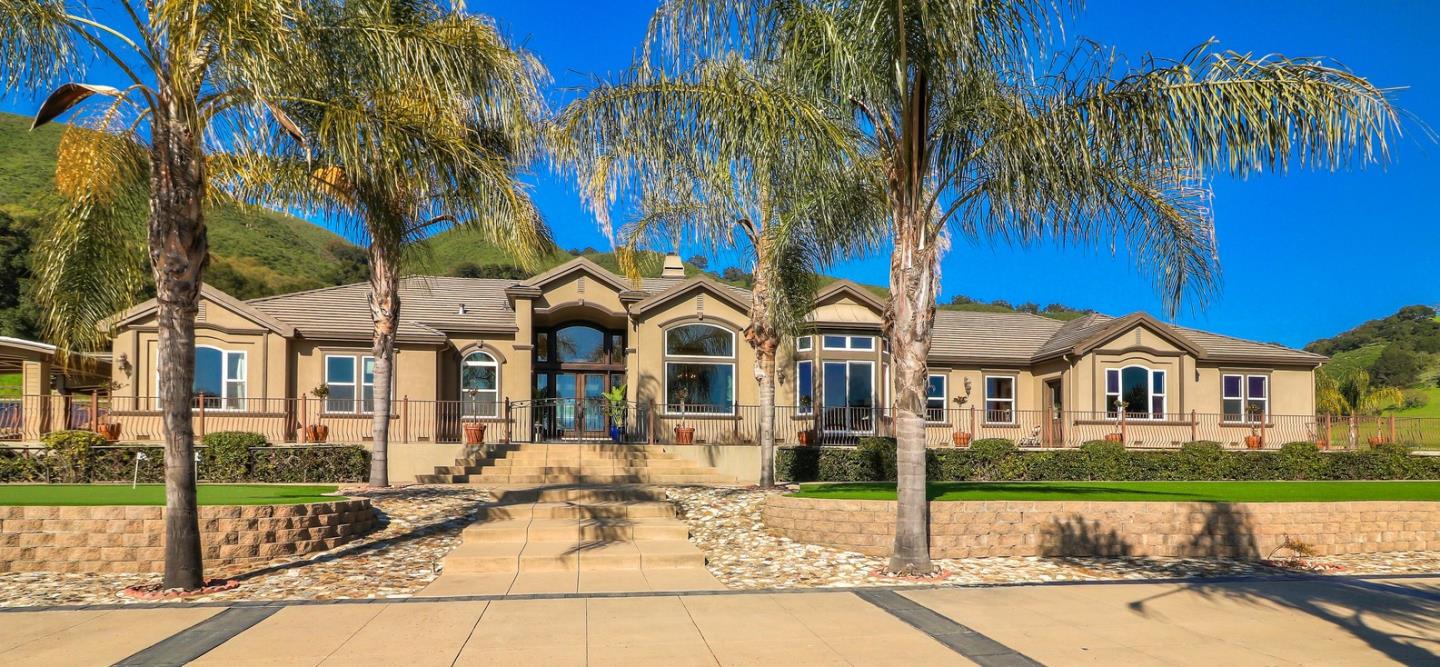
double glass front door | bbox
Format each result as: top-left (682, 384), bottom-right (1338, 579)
top-left (533, 371), bottom-right (624, 439)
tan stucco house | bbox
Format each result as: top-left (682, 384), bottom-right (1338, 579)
top-left (99, 254), bottom-right (1326, 478)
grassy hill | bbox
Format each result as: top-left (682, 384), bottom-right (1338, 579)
top-left (1307, 305), bottom-right (1440, 415)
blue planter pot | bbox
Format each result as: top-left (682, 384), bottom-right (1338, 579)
top-left (609, 425), bottom-right (622, 443)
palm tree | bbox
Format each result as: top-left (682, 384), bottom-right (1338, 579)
top-left (218, 0), bottom-right (554, 488)
top-left (648, 0), bottom-right (1400, 574)
top-left (1, 0), bottom-right (319, 590)
top-left (553, 56), bottom-right (887, 486)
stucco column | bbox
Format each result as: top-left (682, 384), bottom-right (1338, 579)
top-left (21, 359), bottom-right (51, 441)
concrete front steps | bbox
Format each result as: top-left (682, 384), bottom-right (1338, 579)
top-left (420, 485), bottom-right (725, 596)
top-left (415, 443), bottom-right (736, 485)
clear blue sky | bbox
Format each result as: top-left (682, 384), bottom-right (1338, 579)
top-left (5, 1), bottom-right (1435, 348)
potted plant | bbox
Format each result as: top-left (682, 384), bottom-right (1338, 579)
top-left (1244, 404), bottom-right (1264, 449)
top-left (96, 421), bottom-right (121, 442)
top-left (1104, 400), bottom-right (1126, 442)
top-left (950, 395), bottom-right (971, 447)
top-left (460, 388), bottom-right (488, 444)
top-left (672, 384), bottom-right (695, 445)
top-left (602, 384), bottom-right (628, 443)
top-left (307, 385), bottom-right (331, 443)
top-left (796, 395), bottom-right (816, 445)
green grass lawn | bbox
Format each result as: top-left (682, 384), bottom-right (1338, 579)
top-left (0, 484), bottom-right (341, 506)
top-left (0, 372), bottom-right (19, 398)
top-left (793, 481), bottom-right (1440, 503)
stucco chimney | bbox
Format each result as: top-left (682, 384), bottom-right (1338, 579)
top-left (661, 253), bottom-right (686, 279)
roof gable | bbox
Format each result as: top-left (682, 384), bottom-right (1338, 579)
top-left (518, 257), bottom-right (636, 295)
top-left (111, 285), bottom-right (295, 336)
top-left (1069, 313), bottom-right (1204, 358)
top-left (629, 276), bottom-right (751, 316)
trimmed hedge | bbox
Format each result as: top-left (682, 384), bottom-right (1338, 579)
top-left (0, 431), bottom-right (369, 483)
top-left (777, 437), bottom-right (1440, 482)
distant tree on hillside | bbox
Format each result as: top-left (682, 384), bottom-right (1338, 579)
top-left (686, 254), bottom-right (709, 270)
top-left (326, 241), bottom-right (370, 285)
top-left (450, 263), bottom-right (531, 280)
top-left (0, 212), bottom-right (39, 339)
top-left (1369, 344), bottom-right (1421, 387)
top-left (1306, 305), bottom-right (1440, 356)
top-left (947, 294), bottom-right (975, 306)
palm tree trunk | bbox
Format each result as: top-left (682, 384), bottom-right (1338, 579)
top-left (150, 84), bottom-right (207, 591)
top-left (744, 246), bottom-right (779, 487)
top-left (887, 69), bottom-right (938, 576)
top-left (367, 239), bottom-right (400, 488)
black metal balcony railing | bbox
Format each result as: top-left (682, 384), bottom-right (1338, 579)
top-left (2, 393), bottom-right (1437, 450)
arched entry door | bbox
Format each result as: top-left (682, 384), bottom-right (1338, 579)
top-left (532, 323), bottom-right (625, 440)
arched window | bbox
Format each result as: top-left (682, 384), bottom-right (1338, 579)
top-left (553, 324), bottom-right (608, 363)
top-left (462, 351), bottom-right (500, 417)
top-left (664, 323), bottom-right (736, 414)
top-left (665, 324), bottom-right (735, 358)
top-left (1105, 365), bottom-right (1166, 420)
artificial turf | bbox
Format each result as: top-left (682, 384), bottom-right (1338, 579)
top-left (0, 484), bottom-right (342, 506)
top-left (792, 480), bottom-right (1440, 503)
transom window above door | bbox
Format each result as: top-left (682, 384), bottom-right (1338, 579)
top-left (666, 323), bottom-right (735, 357)
top-left (536, 324), bottom-right (624, 365)
top-left (1106, 366), bottom-right (1166, 420)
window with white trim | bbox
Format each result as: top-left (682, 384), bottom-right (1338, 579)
top-left (1105, 366), bottom-right (1166, 419)
top-left (190, 346), bottom-right (246, 410)
top-left (796, 360), bottom-right (814, 414)
top-left (1222, 373), bottom-right (1268, 422)
top-left (796, 335), bottom-right (812, 352)
top-left (821, 335), bottom-right (874, 351)
top-left (325, 354), bottom-right (375, 413)
top-left (984, 375), bottom-right (1015, 424)
top-left (926, 374), bottom-right (947, 423)
top-left (462, 351), bottom-right (500, 417)
top-left (822, 360), bottom-right (874, 432)
top-left (665, 324), bottom-right (737, 414)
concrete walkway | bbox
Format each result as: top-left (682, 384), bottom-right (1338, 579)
top-left (1, 575), bottom-right (1435, 665)
top-left (420, 485), bottom-right (725, 596)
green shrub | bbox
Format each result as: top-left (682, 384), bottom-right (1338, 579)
top-left (1080, 440), bottom-right (1129, 480)
top-left (88, 446), bottom-right (165, 483)
top-left (855, 437), bottom-right (897, 481)
top-left (41, 430), bottom-right (105, 482)
top-left (0, 448), bottom-right (43, 483)
top-left (775, 441), bottom-right (1440, 483)
top-left (250, 445), bottom-right (369, 483)
top-left (201, 431), bottom-right (268, 482)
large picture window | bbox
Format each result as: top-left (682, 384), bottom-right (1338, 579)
top-left (1105, 366), bottom-right (1166, 419)
top-left (462, 351), bottom-right (500, 417)
top-left (325, 354), bottom-right (374, 413)
top-left (665, 323), bottom-right (737, 414)
top-left (984, 375), bottom-right (1015, 424)
top-left (192, 346), bottom-right (246, 410)
top-left (1223, 374), bottom-right (1268, 422)
top-left (926, 374), bottom-right (947, 423)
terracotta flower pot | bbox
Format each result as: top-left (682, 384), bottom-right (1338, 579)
top-left (95, 422), bottom-right (121, 443)
top-left (1244, 434), bottom-right (1263, 449)
top-left (1104, 433), bottom-right (1123, 443)
top-left (797, 429), bottom-right (814, 446)
top-left (952, 432), bottom-right (972, 448)
top-left (463, 422), bottom-right (486, 445)
top-left (1367, 435), bottom-right (1386, 447)
top-left (674, 426), bottom-right (695, 445)
top-left (1316, 439), bottom-right (1330, 451)
top-left (312, 424), bottom-right (329, 443)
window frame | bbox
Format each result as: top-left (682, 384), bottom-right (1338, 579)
top-left (461, 350), bottom-right (501, 418)
top-left (665, 323), bottom-right (737, 359)
top-left (170, 345), bottom-right (247, 411)
top-left (820, 360), bottom-right (876, 433)
top-left (796, 335), bottom-right (812, 352)
top-left (983, 374), bottom-right (1016, 425)
top-left (925, 373), bottom-right (948, 423)
top-left (1104, 365), bottom-right (1167, 421)
top-left (796, 360), bottom-right (814, 415)
top-left (663, 361), bottom-right (737, 416)
top-left (1222, 373), bottom-right (1270, 423)
top-left (821, 334), bottom-right (875, 351)
top-left (323, 353), bottom-right (375, 414)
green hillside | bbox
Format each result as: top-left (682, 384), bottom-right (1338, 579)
top-left (1307, 305), bottom-right (1440, 415)
top-left (0, 112), bottom-right (371, 337)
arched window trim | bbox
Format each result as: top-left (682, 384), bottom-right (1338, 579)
top-left (664, 322), bottom-right (737, 359)
top-left (461, 349), bottom-right (501, 418)
top-left (1105, 364), bottom-right (1167, 421)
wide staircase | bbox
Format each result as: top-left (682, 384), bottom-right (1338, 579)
top-left (415, 443), bottom-right (737, 485)
top-left (420, 485), bottom-right (725, 596)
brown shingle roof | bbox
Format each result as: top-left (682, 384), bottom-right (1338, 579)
top-left (247, 276), bottom-right (519, 342)
top-left (928, 310), bottom-right (1066, 363)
